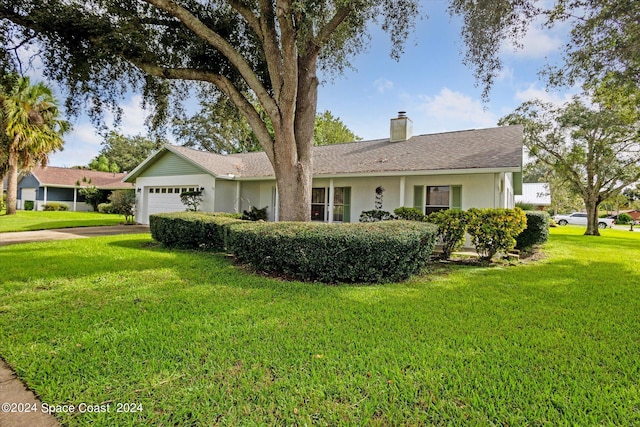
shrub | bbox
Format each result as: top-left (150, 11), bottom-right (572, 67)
top-left (359, 210), bottom-right (395, 222)
top-left (427, 209), bottom-right (471, 260)
top-left (150, 212), bottom-right (245, 250)
top-left (516, 211), bottom-right (550, 251)
top-left (615, 212), bottom-right (632, 225)
top-left (78, 185), bottom-right (105, 211)
top-left (394, 207), bottom-right (426, 222)
top-left (98, 203), bottom-right (116, 214)
top-left (467, 208), bottom-right (527, 261)
top-left (242, 206), bottom-right (268, 221)
top-left (516, 202), bottom-right (536, 211)
top-left (108, 189), bottom-right (136, 223)
top-left (24, 200), bottom-right (34, 211)
top-left (180, 190), bottom-right (203, 212)
top-left (42, 202), bottom-right (69, 211)
top-left (227, 220), bottom-right (438, 283)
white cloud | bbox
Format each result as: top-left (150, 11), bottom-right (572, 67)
top-left (49, 95), bottom-right (152, 167)
top-left (374, 78), bottom-right (394, 94)
top-left (514, 84), bottom-right (576, 106)
top-left (412, 88), bottom-right (498, 133)
top-left (501, 22), bottom-right (564, 59)
top-left (496, 66), bottom-right (514, 83)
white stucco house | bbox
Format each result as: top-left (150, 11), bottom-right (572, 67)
top-left (124, 113), bottom-right (523, 225)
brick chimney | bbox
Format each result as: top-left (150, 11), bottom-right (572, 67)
top-left (390, 111), bottom-right (413, 142)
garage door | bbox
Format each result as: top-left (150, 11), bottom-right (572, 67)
top-left (146, 186), bottom-right (198, 217)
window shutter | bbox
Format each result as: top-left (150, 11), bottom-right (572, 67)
top-left (343, 187), bottom-right (351, 222)
top-left (413, 186), bottom-right (424, 212)
top-left (451, 185), bottom-right (462, 210)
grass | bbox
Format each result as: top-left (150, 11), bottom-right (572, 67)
top-left (0, 227), bottom-right (638, 425)
top-left (0, 210), bottom-right (125, 233)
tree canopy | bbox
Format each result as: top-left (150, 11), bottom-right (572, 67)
top-left (0, 0), bottom-right (541, 220)
top-left (172, 94), bottom-right (360, 154)
top-left (90, 131), bottom-right (164, 173)
top-left (499, 85), bottom-right (640, 235)
top-left (545, 0), bottom-right (640, 90)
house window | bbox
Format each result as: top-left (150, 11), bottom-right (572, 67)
top-left (311, 188), bottom-right (326, 221)
top-left (311, 187), bottom-right (351, 222)
top-left (425, 186), bottom-right (450, 215)
top-left (414, 185), bottom-right (462, 214)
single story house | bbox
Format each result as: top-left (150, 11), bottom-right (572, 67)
top-left (515, 183), bottom-right (552, 210)
top-left (16, 166), bottom-right (132, 211)
top-left (124, 113), bottom-right (524, 224)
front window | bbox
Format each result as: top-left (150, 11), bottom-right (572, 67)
top-left (425, 186), bottom-right (450, 215)
top-left (311, 187), bottom-right (350, 222)
top-left (311, 188), bottom-right (326, 221)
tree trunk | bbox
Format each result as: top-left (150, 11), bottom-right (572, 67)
top-left (584, 196), bottom-right (600, 236)
top-left (5, 150), bottom-right (19, 215)
top-left (272, 121), bottom-right (312, 222)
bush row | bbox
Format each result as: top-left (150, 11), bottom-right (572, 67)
top-left (150, 212), bottom-right (243, 251)
top-left (42, 202), bottom-right (69, 211)
top-left (227, 221), bottom-right (437, 283)
top-left (150, 213), bottom-right (438, 283)
top-left (371, 206), bottom-right (545, 260)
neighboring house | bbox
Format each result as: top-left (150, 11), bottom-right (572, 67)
top-left (124, 113), bottom-right (524, 225)
top-left (515, 183), bottom-right (552, 210)
top-left (16, 166), bottom-right (132, 211)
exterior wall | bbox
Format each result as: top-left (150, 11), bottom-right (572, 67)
top-left (213, 179), bottom-right (238, 213)
top-left (133, 174), bottom-right (216, 224)
top-left (141, 151), bottom-right (206, 177)
top-left (239, 181), bottom-right (263, 214)
top-left (131, 168), bottom-right (517, 224)
top-left (241, 172), bottom-right (511, 223)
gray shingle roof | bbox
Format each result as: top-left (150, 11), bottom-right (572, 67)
top-left (141, 125), bottom-right (522, 179)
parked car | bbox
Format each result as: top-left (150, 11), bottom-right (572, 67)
top-left (553, 212), bottom-right (614, 229)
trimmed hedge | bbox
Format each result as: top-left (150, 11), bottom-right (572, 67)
top-left (150, 212), bottom-right (244, 251)
top-left (227, 220), bottom-right (438, 283)
top-left (516, 211), bottom-right (550, 251)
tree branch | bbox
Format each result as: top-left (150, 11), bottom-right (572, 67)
top-left (141, 0), bottom-right (278, 115)
top-left (131, 60), bottom-right (274, 161)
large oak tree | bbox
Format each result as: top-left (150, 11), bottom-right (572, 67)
top-left (0, 1), bottom-right (535, 220)
top-left (499, 85), bottom-right (640, 236)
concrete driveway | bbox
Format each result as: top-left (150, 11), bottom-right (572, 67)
top-left (0, 225), bottom-right (150, 246)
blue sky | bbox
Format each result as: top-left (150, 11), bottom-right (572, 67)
top-left (47, 2), bottom-right (576, 168)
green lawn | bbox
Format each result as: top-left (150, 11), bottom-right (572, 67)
top-left (0, 227), bottom-right (638, 425)
top-left (0, 210), bottom-right (125, 232)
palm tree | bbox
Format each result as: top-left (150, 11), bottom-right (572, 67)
top-left (1, 75), bottom-right (69, 215)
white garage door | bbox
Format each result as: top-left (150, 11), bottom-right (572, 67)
top-left (146, 186), bottom-right (198, 217)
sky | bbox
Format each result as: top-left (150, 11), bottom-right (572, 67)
top-left (39, 1), bottom-right (577, 168)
